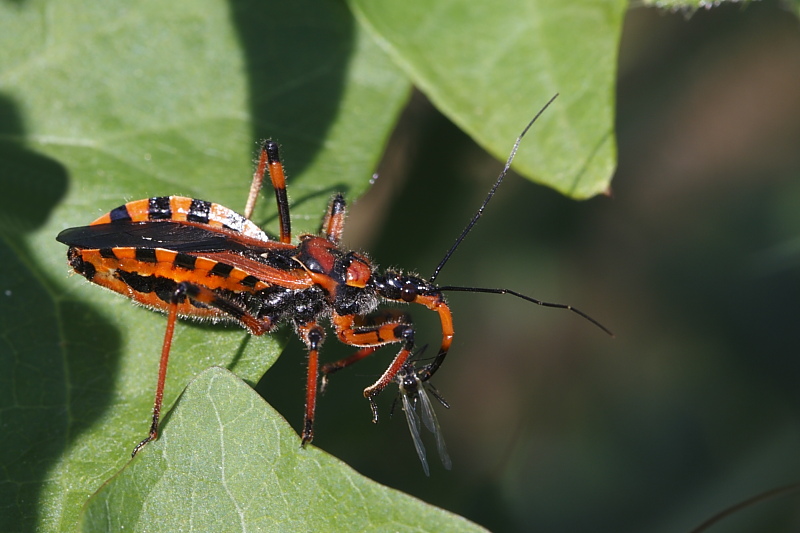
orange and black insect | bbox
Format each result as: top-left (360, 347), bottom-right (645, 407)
top-left (56, 94), bottom-right (611, 459)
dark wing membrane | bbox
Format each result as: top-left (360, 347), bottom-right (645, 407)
top-left (56, 221), bottom-right (271, 254)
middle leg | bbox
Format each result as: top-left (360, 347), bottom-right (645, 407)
top-left (296, 320), bottom-right (326, 446)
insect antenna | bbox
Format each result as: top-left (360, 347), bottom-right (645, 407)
top-left (425, 93), bottom-right (613, 338)
top-left (428, 93), bottom-right (558, 284)
top-left (438, 285), bottom-right (614, 337)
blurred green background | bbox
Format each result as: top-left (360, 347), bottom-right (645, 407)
top-left (258, 2), bottom-right (800, 531)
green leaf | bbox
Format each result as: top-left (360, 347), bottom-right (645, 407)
top-left (1, 0), bottom-right (631, 530)
top-left (81, 367), bottom-right (487, 532)
top-left (0, 1), bottom-right (408, 531)
top-left (348, 0), bottom-right (627, 198)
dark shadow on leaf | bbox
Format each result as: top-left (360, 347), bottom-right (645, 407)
top-left (0, 242), bottom-right (119, 533)
top-left (226, 0), bottom-right (356, 402)
top-left (227, 332), bottom-right (254, 378)
top-left (0, 91), bottom-right (23, 136)
top-left (0, 93), bottom-right (118, 531)
top-left (0, 96), bottom-right (67, 233)
top-left (228, 0), bottom-right (354, 177)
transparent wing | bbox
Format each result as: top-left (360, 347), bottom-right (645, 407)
top-left (417, 382), bottom-right (452, 470)
top-left (400, 390), bottom-right (429, 476)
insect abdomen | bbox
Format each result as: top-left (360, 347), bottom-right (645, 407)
top-left (66, 246), bottom-right (272, 321)
top-left (90, 196), bottom-right (270, 242)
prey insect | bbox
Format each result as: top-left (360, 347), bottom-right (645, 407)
top-left (393, 355), bottom-right (452, 476)
top-left (56, 93), bottom-right (611, 459)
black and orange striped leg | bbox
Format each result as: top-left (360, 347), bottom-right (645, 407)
top-left (320, 194), bottom-right (347, 245)
top-left (244, 140), bottom-right (292, 244)
top-left (131, 282), bottom-right (272, 457)
top-left (321, 310), bottom-right (411, 379)
top-left (363, 345), bottom-right (414, 423)
top-left (297, 321), bottom-right (326, 446)
top-left (330, 311), bottom-right (416, 422)
top-left (409, 295), bottom-right (454, 384)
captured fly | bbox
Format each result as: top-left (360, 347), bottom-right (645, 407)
top-left (395, 360), bottom-right (452, 476)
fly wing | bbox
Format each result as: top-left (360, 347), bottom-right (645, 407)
top-left (400, 390), bottom-right (429, 476)
top-left (417, 383), bottom-right (452, 470)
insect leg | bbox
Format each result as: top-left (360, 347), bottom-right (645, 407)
top-left (131, 282), bottom-right (273, 457)
top-left (322, 310), bottom-right (410, 376)
top-left (319, 346), bottom-right (378, 394)
top-left (319, 194), bottom-right (347, 245)
top-left (407, 294), bottom-right (454, 383)
top-left (321, 346), bottom-right (379, 377)
top-left (296, 321), bottom-right (326, 446)
top-left (331, 311), bottom-right (416, 422)
top-left (131, 283), bottom-right (184, 457)
top-left (244, 140), bottom-right (292, 244)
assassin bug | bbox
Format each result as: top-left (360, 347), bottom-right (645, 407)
top-left (56, 94), bottom-right (611, 458)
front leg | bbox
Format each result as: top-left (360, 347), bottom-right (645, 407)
top-left (329, 311), bottom-right (416, 422)
top-left (321, 310), bottom-right (412, 377)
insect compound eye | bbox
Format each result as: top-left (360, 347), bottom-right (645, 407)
top-left (400, 281), bottom-right (418, 302)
